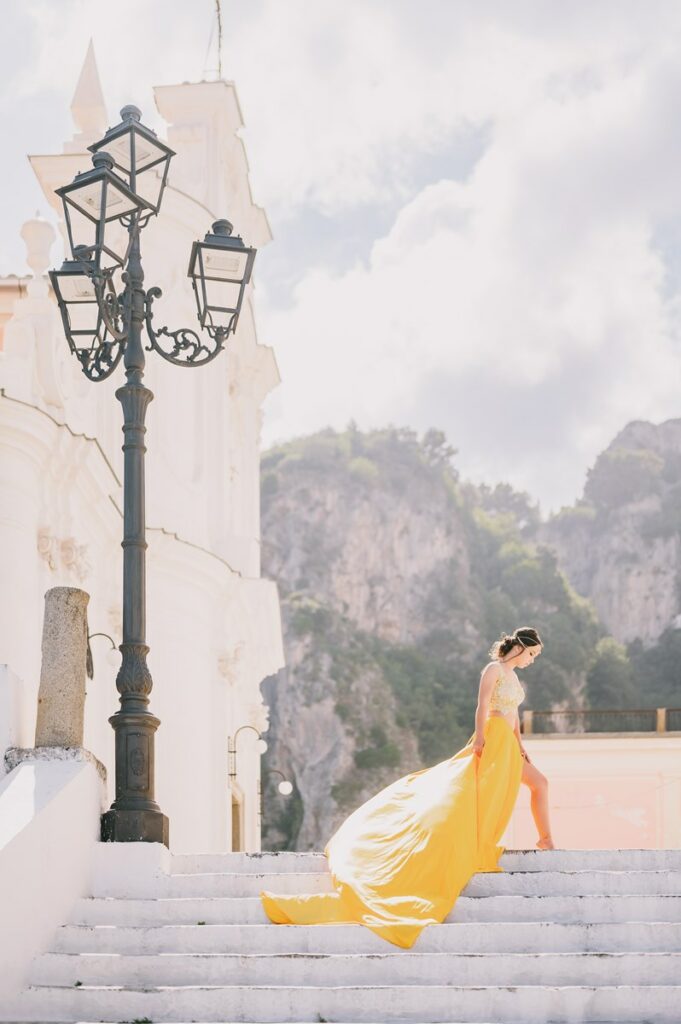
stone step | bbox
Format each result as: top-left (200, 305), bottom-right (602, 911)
top-left (53, 919), bottom-right (681, 955)
top-left (171, 849), bottom-right (681, 875)
top-left (0, 1020), bottom-right (654, 1024)
top-left (128, 869), bottom-right (681, 899)
top-left (462, 870), bottom-right (681, 897)
top-left (30, 950), bottom-right (681, 988)
top-left (9, 982), bottom-right (681, 1022)
top-left (172, 852), bottom-right (329, 874)
top-left (70, 893), bottom-right (681, 926)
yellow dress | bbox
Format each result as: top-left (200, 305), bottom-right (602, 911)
top-left (260, 671), bottom-right (525, 949)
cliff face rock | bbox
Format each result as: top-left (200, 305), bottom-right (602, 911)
top-left (259, 428), bottom-right (601, 851)
top-left (261, 432), bottom-right (471, 645)
top-left (262, 606), bottom-right (422, 849)
top-left (541, 418), bottom-right (681, 646)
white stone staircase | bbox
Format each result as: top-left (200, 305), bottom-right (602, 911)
top-left (5, 848), bottom-right (681, 1023)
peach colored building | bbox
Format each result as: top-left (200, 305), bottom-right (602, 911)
top-left (504, 729), bottom-right (681, 849)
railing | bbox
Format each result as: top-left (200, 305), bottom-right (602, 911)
top-left (522, 707), bottom-right (681, 735)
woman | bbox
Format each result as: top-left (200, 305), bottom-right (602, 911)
top-left (260, 626), bottom-right (553, 949)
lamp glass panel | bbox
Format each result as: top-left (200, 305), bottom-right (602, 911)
top-left (105, 220), bottom-right (130, 265)
top-left (66, 297), bottom-right (102, 334)
top-left (66, 207), bottom-right (97, 253)
top-left (202, 247), bottom-right (250, 281)
top-left (67, 178), bottom-right (138, 221)
top-left (134, 165), bottom-right (164, 210)
top-left (204, 277), bottom-right (242, 314)
top-left (133, 131), bottom-right (168, 173)
top-left (106, 129), bottom-right (167, 173)
top-left (104, 134), bottom-right (133, 174)
top-left (58, 274), bottom-right (96, 301)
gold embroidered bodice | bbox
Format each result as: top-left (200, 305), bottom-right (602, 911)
top-left (489, 667), bottom-right (525, 714)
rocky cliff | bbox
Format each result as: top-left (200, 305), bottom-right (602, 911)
top-left (541, 419), bottom-right (681, 646)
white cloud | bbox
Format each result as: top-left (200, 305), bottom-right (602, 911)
top-left (259, 12), bottom-right (681, 512)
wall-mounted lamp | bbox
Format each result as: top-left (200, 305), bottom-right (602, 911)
top-left (228, 724), bottom-right (293, 827)
top-left (228, 724), bottom-right (268, 779)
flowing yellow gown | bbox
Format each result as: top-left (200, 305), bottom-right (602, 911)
top-left (259, 714), bottom-right (523, 949)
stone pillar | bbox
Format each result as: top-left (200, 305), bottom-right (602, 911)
top-left (34, 587), bottom-right (89, 747)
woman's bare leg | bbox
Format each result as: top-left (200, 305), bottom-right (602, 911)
top-left (521, 760), bottom-right (554, 849)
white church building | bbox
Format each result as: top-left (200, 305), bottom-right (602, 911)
top-left (0, 42), bottom-right (284, 859)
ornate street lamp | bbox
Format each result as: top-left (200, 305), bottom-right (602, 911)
top-left (50, 105), bottom-right (257, 846)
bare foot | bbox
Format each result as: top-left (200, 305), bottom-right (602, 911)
top-left (536, 835), bottom-right (555, 850)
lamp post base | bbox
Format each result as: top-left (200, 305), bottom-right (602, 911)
top-left (101, 808), bottom-right (169, 846)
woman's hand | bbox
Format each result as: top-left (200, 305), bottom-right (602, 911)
top-left (472, 736), bottom-right (485, 758)
top-left (518, 743), bottom-right (532, 765)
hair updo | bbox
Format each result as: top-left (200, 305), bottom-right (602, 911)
top-left (488, 626), bottom-right (542, 660)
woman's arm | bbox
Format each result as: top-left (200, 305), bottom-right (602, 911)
top-left (473, 664), bottom-right (498, 756)
top-left (512, 709), bottom-right (532, 763)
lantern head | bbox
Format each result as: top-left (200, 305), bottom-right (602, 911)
top-left (89, 105), bottom-right (175, 215)
top-left (49, 247), bottom-right (120, 380)
top-left (57, 151), bottom-right (145, 273)
top-left (188, 220), bottom-right (256, 338)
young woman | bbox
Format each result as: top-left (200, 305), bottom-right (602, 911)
top-left (260, 626), bottom-right (551, 949)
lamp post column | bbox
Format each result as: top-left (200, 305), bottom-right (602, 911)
top-left (101, 217), bottom-right (169, 845)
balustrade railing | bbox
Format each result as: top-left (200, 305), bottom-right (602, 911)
top-left (521, 707), bottom-right (681, 735)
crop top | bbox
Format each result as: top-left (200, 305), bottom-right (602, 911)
top-left (489, 668), bottom-right (525, 714)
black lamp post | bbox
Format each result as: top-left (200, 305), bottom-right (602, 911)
top-left (49, 105), bottom-right (257, 846)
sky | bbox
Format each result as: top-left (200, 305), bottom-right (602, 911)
top-left (2, 0), bottom-right (681, 516)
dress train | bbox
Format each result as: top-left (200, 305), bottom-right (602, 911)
top-left (260, 714), bottom-right (523, 949)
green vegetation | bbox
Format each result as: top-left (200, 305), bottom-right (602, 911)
top-left (586, 637), bottom-right (638, 708)
top-left (584, 446), bottom-right (664, 509)
top-left (640, 481), bottom-right (681, 539)
top-left (627, 629), bottom-right (681, 707)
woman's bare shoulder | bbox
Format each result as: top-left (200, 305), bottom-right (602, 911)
top-left (480, 659), bottom-right (500, 673)
top-left (479, 660), bottom-right (501, 682)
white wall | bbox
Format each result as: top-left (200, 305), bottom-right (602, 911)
top-left (0, 666), bottom-right (22, 771)
top-left (0, 757), bottom-right (103, 1007)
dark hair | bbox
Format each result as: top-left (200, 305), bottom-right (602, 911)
top-left (488, 627), bottom-right (542, 660)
